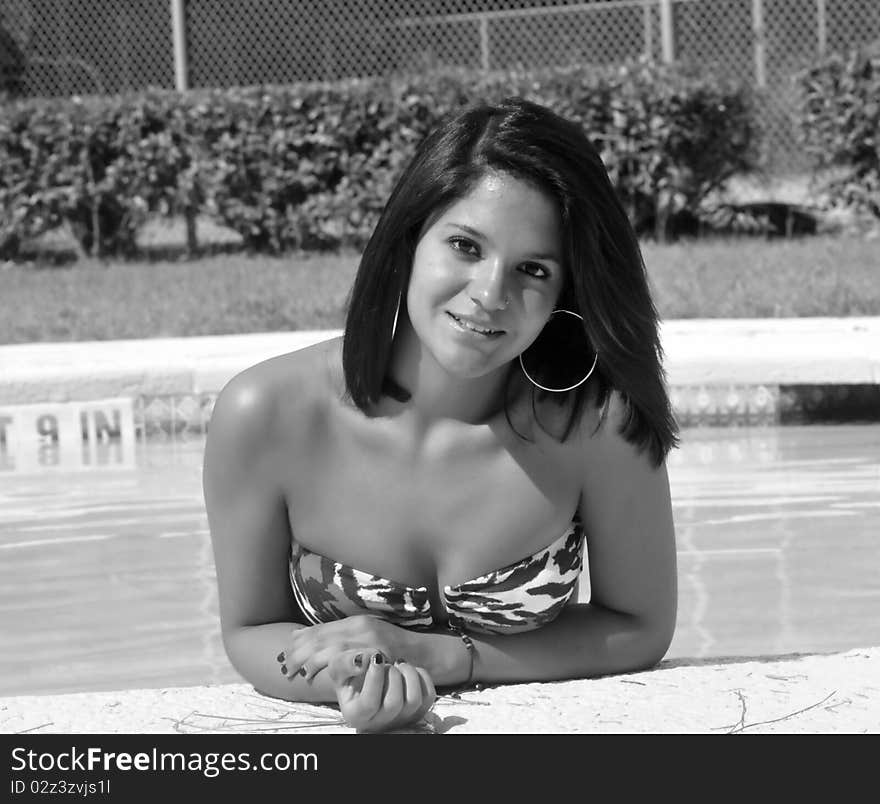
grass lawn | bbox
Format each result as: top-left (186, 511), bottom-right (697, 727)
top-left (1, 233), bottom-right (878, 344)
top-left (644, 236), bottom-right (880, 319)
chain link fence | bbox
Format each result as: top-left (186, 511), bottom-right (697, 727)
top-left (2, 0), bottom-right (879, 171)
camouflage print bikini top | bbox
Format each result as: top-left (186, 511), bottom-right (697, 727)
top-left (288, 517), bottom-right (584, 635)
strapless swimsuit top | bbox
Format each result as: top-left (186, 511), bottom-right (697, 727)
top-left (288, 517), bottom-right (584, 635)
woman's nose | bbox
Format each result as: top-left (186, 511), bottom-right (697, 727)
top-left (468, 258), bottom-right (509, 311)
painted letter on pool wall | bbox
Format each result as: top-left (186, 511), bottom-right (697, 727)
top-left (0, 398), bottom-right (135, 473)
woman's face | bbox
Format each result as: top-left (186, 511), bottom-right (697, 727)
top-left (405, 171), bottom-right (565, 382)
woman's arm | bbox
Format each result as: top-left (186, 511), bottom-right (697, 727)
top-left (205, 365), bottom-right (438, 730)
top-left (203, 367), bottom-right (339, 703)
top-left (422, 392), bottom-right (678, 686)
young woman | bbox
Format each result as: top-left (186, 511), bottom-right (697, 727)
top-left (203, 97), bottom-right (679, 733)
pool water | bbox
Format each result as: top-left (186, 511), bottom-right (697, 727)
top-left (1, 424), bottom-right (878, 697)
top-left (668, 425), bottom-right (880, 662)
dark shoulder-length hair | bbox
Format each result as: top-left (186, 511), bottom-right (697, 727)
top-left (342, 96), bottom-right (678, 466)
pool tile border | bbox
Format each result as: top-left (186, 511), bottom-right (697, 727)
top-left (778, 383), bottom-right (880, 424)
top-left (131, 383), bottom-right (880, 440)
top-left (671, 384), bottom-right (779, 427)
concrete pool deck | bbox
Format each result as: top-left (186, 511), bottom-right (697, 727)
top-left (2, 647), bottom-right (878, 734)
top-left (2, 316), bottom-right (880, 397)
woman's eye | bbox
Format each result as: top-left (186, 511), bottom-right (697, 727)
top-left (520, 262), bottom-right (549, 279)
top-left (449, 237), bottom-right (480, 257)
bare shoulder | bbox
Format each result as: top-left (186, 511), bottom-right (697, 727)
top-left (574, 387), bottom-right (665, 480)
top-left (203, 339), bottom-right (343, 635)
top-left (574, 387), bottom-right (673, 574)
top-left (206, 336), bottom-right (343, 463)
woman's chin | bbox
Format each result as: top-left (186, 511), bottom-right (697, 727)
top-left (433, 353), bottom-right (510, 384)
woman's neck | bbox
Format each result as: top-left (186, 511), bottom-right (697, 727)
top-left (385, 324), bottom-right (512, 429)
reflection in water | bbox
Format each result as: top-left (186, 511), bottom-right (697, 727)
top-left (666, 426), bottom-right (880, 662)
top-left (1, 426), bottom-right (879, 697)
top-left (0, 438), bottom-right (137, 474)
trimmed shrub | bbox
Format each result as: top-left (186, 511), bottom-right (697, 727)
top-left (0, 94), bottom-right (193, 258)
top-left (0, 59), bottom-right (759, 259)
top-left (797, 49), bottom-right (880, 218)
top-left (507, 61), bottom-right (759, 239)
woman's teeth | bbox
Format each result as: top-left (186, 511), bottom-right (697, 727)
top-left (448, 313), bottom-right (502, 337)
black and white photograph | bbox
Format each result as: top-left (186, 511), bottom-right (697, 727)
top-left (1, 0), bottom-right (878, 758)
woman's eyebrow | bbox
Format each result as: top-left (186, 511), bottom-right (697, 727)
top-left (444, 222), bottom-right (561, 263)
top-left (523, 251), bottom-right (561, 264)
top-left (445, 222), bottom-right (486, 240)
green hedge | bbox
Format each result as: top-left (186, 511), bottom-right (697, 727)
top-left (797, 49), bottom-right (880, 219)
top-left (0, 60), bottom-right (758, 259)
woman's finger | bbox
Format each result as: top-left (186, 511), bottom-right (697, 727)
top-left (276, 635), bottom-right (310, 677)
top-left (278, 645), bottom-right (328, 681)
top-left (377, 664), bottom-right (406, 723)
top-left (352, 652), bottom-right (389, 724)
top-left (301, 651), bottom-right (332, 683)
top-left (327, 649), bottom-right (368, 687)
top-left (356, 663), bottom-right (406, 733)
top-left (278, 631), bottom-right (375, 681)
top-left (411, 666), bottom-right (437, 722)
top-left (277, 624), bottom-right (309, 662)
top-left (393, 660), bottom-right (427, 721)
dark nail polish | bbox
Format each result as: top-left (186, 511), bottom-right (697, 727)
top-left (276, 652), bottom-right (285, 663)
top-left (396, 658), bottom-right (407, 664)
top-left (298, 667), bottom-right (307, 676)
top-left (354, 653), bottom-right (363, 667)
top-left (280, 664), bottom-right (287, 675)
top-left (372, 652), bottom-right (384, 665)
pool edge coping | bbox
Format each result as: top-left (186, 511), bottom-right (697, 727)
top-left (2, 318), bottom-right (880, 427)
top-left (3, 645), bottom-right (877, 734)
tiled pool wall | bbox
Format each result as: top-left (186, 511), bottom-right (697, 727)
top-left (133, 383), bottom-right (880, 440)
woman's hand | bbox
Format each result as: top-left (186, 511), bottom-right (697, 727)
top-left (277, 615), bottom-right (424, 682)
top-left (326, 649), bottom-right (436, 733)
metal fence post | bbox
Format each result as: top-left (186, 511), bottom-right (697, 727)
top-left (171, 0), bottom-right (195, 251)
top-left (753, 0), bottom-right (766, 89)
top-left (479, 15), bottom-right (489, 72)
top-left (816, 0), bottom-right (827, 57)
top-left (643, 0), bottom-right (654, 60)
top-left (659, 0), bottom-right (674, 63)
top-left (170, 0), bottom-right (188, 91)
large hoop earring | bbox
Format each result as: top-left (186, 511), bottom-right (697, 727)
top-left (518, 309), bottom-right (598, 393)
top-left (391, 293), bottom-right (401, 340)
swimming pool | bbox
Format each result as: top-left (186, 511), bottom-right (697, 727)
top-left (2, 424), bottom-right (878, 697)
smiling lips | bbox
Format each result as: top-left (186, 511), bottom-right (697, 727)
top-left (446, 312), bottom-right (505, 338)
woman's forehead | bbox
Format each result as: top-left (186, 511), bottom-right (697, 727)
top-left (434, 172), bottom-right (562, 248)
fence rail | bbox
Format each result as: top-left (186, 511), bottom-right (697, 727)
top-left (2, 0), bottom-right (879, 171)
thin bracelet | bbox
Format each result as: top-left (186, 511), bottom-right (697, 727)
top-left (448, 623), bottom-right (481, 694)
